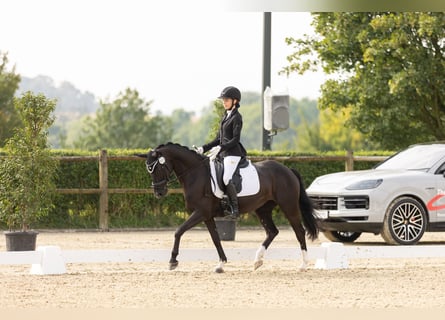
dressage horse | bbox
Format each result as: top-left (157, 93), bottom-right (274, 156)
top-left (140, 142), bottom-right (319, 272)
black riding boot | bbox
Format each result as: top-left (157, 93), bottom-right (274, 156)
top-left (225, 180), bottom-right (239, 219)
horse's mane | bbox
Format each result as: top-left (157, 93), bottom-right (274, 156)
top-left (155, 142), bottom-right (207, 160)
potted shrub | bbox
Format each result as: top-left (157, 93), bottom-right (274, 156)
top-left (0, 92), bottom-right (58, 251)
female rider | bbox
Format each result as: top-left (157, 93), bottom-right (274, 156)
top-left (196, 86), bottom-right (246, 219)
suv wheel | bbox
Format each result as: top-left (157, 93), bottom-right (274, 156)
top-left (323, 230), bottom-right (361, 242)
top-left (381, 196), bottom-right (427, 245)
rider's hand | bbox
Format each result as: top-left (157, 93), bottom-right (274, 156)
top-left (193, 145), bottom-right (204, 154)
top-left (208, 145), bottom-right (221, 161)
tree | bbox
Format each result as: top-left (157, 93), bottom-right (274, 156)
top-left (240, 94), bottom-right (320, 151)
top-left (18, 75), bottom-right (99, 148)
top-left (0, 92), bottom-right (57, 231)
top-left (296, 106), bottom-right (378, 152)
top-left (72, 88), bottom-right (172, 150)
top-left (0, 52), bottom-right (21, 146)
top-left (171, 109), bottom-right (199, 147)
top-left (283, 12), bottom-right (445, 149)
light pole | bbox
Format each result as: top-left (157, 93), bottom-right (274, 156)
top-left (262, 12), bottom-right (272, 151)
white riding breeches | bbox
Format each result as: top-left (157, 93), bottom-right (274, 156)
top-left (223, 156), bottom-right (241, 185)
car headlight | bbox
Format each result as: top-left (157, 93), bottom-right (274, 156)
top-left (345, 179), bottom-right (383, 190)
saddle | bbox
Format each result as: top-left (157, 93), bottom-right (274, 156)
top-left (208, 156), bottom-right (260, 200)
top-left (213, 156), bottom-right (249, 193)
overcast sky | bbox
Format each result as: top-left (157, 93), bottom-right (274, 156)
top-left (1, 0), bottom-right (326, 115)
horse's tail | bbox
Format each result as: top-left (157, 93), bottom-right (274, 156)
top-left (291, 168), bottom-right (319, 241)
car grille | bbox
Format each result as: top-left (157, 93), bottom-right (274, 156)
top-left (310, 195), bottom-right (369, 210)
top-left (310, 196), bottom-right (338, 210)
top-left (342, 196), bottom-right (369, 209)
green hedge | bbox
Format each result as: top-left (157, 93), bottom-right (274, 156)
top-left (0, 148), bottom-right (393, 229)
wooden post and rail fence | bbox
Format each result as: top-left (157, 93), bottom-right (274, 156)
top-left (53, 150), bottom-right (388, 230)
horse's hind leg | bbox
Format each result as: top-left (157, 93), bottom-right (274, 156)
top-left (254, 201), bottom-right (279, 270)
top-left (286, 212), bottom-right (310, 270)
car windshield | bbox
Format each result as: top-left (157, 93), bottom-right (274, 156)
top-left (376, 144), bottom-right (445, 170)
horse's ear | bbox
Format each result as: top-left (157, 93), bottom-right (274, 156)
top-left (134, 153), bottom-right (147, 158)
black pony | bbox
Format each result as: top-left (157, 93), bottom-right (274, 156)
top-left (140, 143), bottom-right (318, 272)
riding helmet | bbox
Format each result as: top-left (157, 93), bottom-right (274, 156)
top-left (218, 86), bottom-right (241, 102)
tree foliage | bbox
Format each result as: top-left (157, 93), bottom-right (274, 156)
top-left (12, 74), bottom-right (355, 152)
top-left (0, 92), bottom-right (57, 231)
top-left (283, 12), bottom-right (445, 149)
top-left (0, 52), bottom-right (21, 147)
top-left (72, 88), bottom-right (172, 150)
top-left (296, 106), bottom-right (378, 152)
top-left (170, 108), bottom-right (213, 148)
top-left (239, 93), bottom-right (320, 151)
top-left (174, 92), bottom-right (321, 152)
top-left (18, 75), bottom-right (99, 148)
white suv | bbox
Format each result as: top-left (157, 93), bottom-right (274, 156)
top-left (307, 142), bottom-right (445, 245)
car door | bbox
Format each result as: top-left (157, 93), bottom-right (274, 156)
top-left (427, 162), bottom-right (445, 223)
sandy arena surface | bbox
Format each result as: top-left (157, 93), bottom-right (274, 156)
top-left (1, 227), bottom-right (445, 312)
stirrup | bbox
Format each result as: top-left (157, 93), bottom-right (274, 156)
top-left (228, 213), bottom-right (239, 220)
top-left (222, 204), bottom-right (238, 219)
top-left (227, 205), bottom-right (239, 220)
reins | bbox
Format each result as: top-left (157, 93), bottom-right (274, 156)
top-left (173, 155), bottom-right (209, 182)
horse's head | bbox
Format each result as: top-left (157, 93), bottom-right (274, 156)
top-left (138, 142), bottom-right (207, 198)
top-left (143, 148), bottom-right (172, 198)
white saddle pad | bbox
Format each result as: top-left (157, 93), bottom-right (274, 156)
top-left (209, 159), bottom-right (260, 199)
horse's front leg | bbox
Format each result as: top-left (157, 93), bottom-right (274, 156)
top-left (170, 210), bottom-right (204, 270)
top-left (204, 218), bottom-right (228, 273)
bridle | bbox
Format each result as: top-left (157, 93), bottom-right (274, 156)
top-left (146, 155), bottom-right (172, 189)
top-left (146, 156), bottom-right (165, 174)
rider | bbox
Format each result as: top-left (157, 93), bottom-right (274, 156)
top-left (196, 86), bottom-right (246, 219)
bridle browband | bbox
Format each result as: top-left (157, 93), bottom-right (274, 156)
top-left (146, 156), bottom-right (166, 174)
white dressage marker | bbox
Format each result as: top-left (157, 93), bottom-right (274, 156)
top-left (30, 245), bottom-right (66, 275)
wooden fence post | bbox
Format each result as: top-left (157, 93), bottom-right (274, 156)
top-left (99, 149), bottom-right (109, 231)
top-left (345, 150), bottom-right (354, 171)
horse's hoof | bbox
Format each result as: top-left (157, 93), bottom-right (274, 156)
top-left (214, 261), bottom-right (225, 273)
top-left (169, 262), bottom-right (178, 270)
top-left (253, 260), bottom-right (263, 270)
top-left (214, 267), bottom-right (224, 273)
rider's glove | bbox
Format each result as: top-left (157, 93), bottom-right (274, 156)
top-left (208, 145), bottom-right (221, 161)
top-left (193, 145), bottom-right (204, 154)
